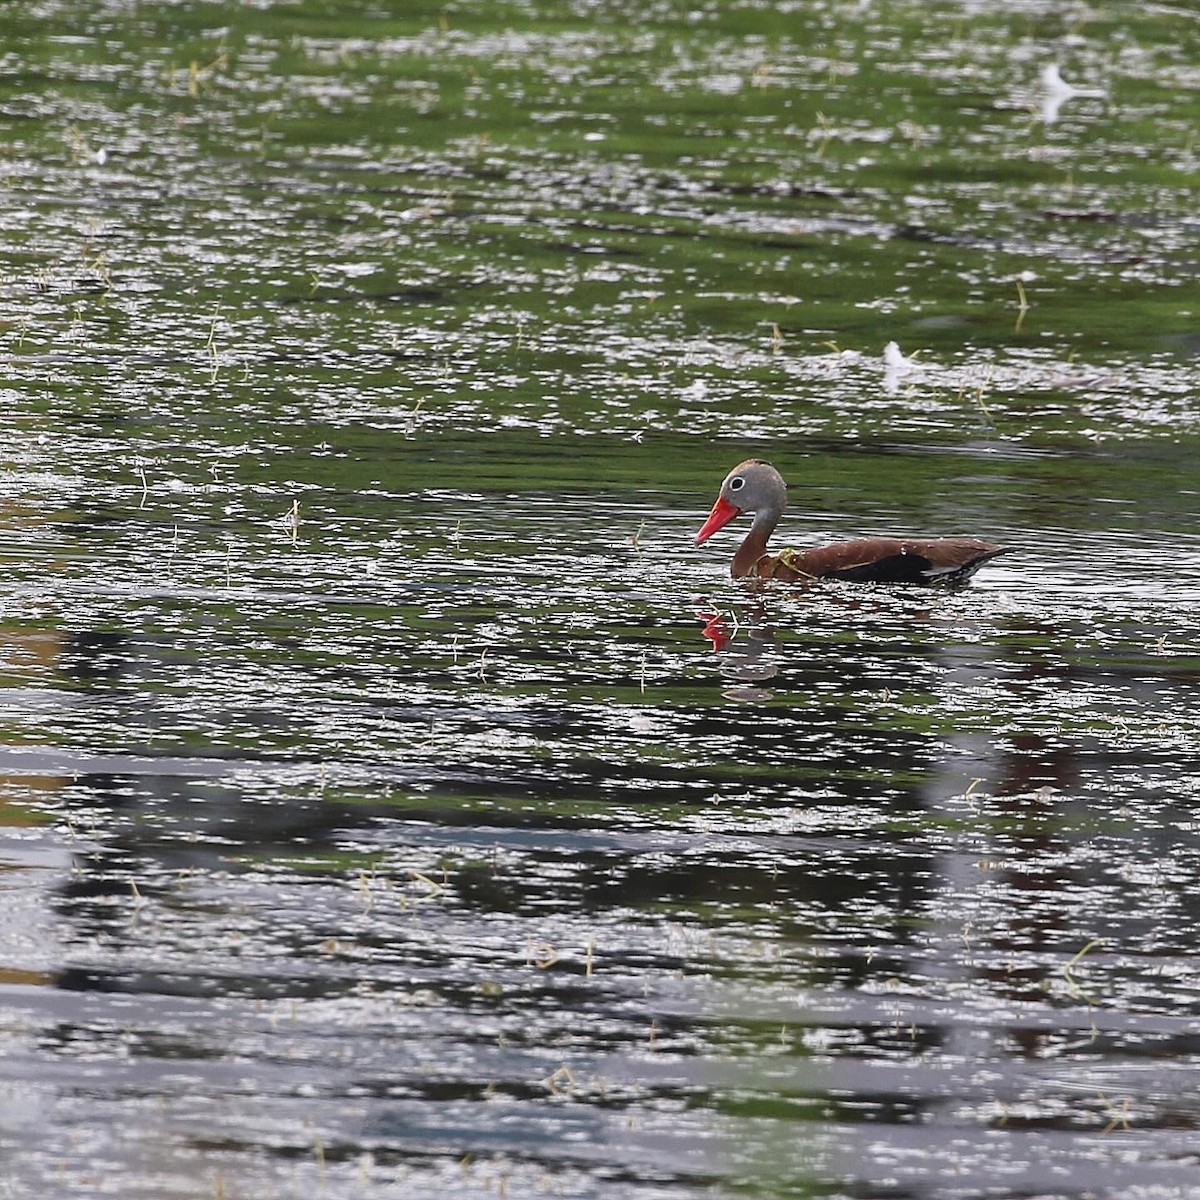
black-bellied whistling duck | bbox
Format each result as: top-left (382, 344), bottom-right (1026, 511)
top-left (696, 459), bottom-right (1010, 585)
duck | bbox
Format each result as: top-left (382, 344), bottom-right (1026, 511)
top-left (696, 459), bottom-right (1009, 585)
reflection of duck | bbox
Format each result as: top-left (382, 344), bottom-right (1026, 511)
top-left (696, 606), bottom-right (778, 699)
top-left (696, 460), bottom-right (1010, 585)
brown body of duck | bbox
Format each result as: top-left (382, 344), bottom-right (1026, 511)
top-left (696, 459), bottom-right (1010, 586)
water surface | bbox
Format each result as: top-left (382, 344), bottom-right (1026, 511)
top-left (2, 2), bottom-right (1200, 1197)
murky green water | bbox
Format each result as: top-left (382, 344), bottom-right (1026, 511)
top-left (2, 2), bottom-right (1200, 1197)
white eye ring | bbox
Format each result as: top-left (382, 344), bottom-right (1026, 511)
top-left (729, 476), bottom-right (745, 491)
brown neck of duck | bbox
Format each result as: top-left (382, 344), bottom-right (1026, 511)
top-left (732, 507), bottom-right (781, 577)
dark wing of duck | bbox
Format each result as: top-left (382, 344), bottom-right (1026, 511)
top-left (771, 537), bottom-right (1010, 586)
